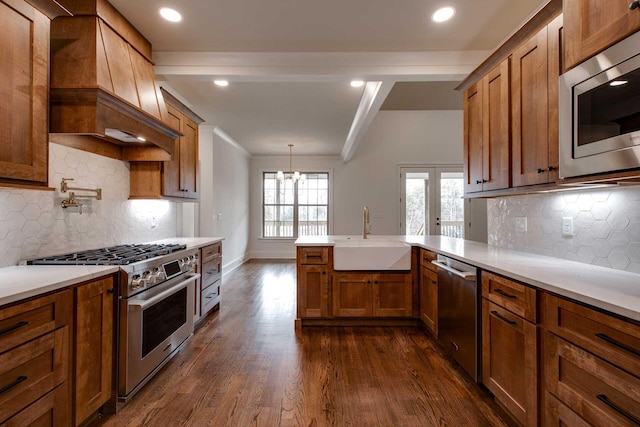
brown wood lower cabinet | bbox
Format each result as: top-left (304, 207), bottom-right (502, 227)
top-left (2, 384), bottom-right (70, 427)
top-left (333, 272), bottom-right (412, 318)
top-left (73, 276), bottom-right (114, 426)
top-left (419, 266), bottom-right (437, 334)
top-left (481, 271), bottom-right (539, 427)
top-left (543, 294), bottom-right (640, 426)
top-left (297, 265), bottom-right (330, 318)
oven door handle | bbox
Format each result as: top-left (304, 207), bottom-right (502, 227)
top-left (128, 273), bottom-right (200, 310)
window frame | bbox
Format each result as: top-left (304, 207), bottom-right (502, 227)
top-left (261, 170), bottom-right (331, 240)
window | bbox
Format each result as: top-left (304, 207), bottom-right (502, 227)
top-left (263, 172), bottom-right (329, 238)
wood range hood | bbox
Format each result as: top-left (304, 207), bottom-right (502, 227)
top-left (49, 0), bottom-right (180, 161)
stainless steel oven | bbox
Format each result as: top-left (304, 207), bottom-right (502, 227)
top-left (560, 30), bottom-right (640, 178)
top-left (118, 248), bottom-right (200, 400)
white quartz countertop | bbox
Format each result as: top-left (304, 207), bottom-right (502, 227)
top-left (146, 237), bottom-right (224, 250)
top-left (0, 237), bottom-right (224, 308)
top-left (295, 235), bottom-right (640, 322)
top-left (0, 265), bottom-right (119, 307)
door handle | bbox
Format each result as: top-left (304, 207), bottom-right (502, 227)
top-left (431, 261), bottom-right (476, 280)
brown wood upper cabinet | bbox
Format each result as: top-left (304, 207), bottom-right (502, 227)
top-left (511, 14), bottom-right (562, 187)
top-left (564, 0), bottom-right (640, 71)
top-left (129, 90), bottom-right (203, 200)
top-left (0, 0), bottom-right (57, 188)
top-left (464, 58), bottom-right (511, 193)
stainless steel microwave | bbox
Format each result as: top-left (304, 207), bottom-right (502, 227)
top-left (559, 30), bottom-right (640, 179)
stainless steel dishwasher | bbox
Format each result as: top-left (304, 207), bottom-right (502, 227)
top-left (432, 254), bottom-right (479, 382)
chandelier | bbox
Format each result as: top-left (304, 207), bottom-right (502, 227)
top-left (277, 144), bottom-right (305, 183)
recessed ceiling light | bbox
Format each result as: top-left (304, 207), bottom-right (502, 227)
top-left (432, 6), bottom-right (455, 23)
top-left (214, 80), bottom-right (229, 87)
top-left (609, 80), bottom-right (628, 86)
top-left (350, 80), bottom-right (365, 88)
top-left (159, 7), bottom-right (182, 23)
top-left (136, 136), bottom-right (146, 142)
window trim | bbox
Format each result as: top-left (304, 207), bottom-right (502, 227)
top-left (261, 169), bottom-right (333, 239)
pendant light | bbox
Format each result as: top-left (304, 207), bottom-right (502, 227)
top-left (277, 144), bottom-right (305, 183)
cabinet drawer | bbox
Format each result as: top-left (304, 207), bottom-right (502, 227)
top-left (0, 290), bottom-right (71, 354)
top-left (482, 271), bottom-right (537, 322)
top-left (201, 284), bottom-right (220, 316)
top-left (419, 249), bottom-right (438, 271)
top-left (298, 247), bottom-right (329, 265)
top-left (545, 332), bottom-right (640, 426)
top-left (201, 258), bottom-right (222, 290)
top-left (544, 294), bottom-right (640, 377)
top-left (544, 392), bottom-right (591, 427)
top-left (0, 328), bottom-right (68, 423)
top-left (201, 242), bottom-right (222, 264)
top-left (2, 383), bottom-right (69, 427)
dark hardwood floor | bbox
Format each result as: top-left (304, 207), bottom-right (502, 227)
top-left (95, 261), bottom-right (513, 426)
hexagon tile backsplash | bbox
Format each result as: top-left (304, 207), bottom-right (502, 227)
top-left (0, 143), bottom-right (177, 267)
top-left (488, 187), bottom-right (640, 273)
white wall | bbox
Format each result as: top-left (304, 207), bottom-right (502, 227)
top-left (198, 126), bottom-right (251, 272)
top-left (0, 143), bottom-right (177, 267)
top-left (249, 110), bottom-right (464, 258)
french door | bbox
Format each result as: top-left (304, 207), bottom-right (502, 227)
top-left (399, 166), bottom-right (464, 237)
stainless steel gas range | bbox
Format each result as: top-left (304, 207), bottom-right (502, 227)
top-left (28, 243), bottom-right (200, 402)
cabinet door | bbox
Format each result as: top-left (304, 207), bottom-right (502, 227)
top-left (544, 392), bottom-right (591, 427)
top-left (0, 0), bottom-right (49, 185)
top-left (419, 267), bottom-right (438, 334)
top-left (373, 273), bottom-right (412, 317)
top-left (297, 265), bottom-right (329, 318)
top-left (547, 14), bottom-right (562, 183)
top-left (512, 25), bottom-right (551, 187)
top-left (74, 277), bottom-right (113, 426)
top-left (482, 58), bottom-right (511, 191)
top-left (332, 273), bottom-right (372, 317)
top-left (482, 300), bottom-right (538, 427)
top-left (180, 116), bottom-right (198, 198)
top-left (464, 82), bottom-right (484, 193)
top-left (564, 0), bottom-right (640, 71)
top-left (162, 104), bottom-right (183, 198)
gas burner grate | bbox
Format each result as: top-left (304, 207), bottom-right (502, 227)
top-left (28, 243), bottom-right (188, 265)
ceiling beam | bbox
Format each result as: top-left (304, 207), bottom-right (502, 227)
top-left (341, 80), bottom-right (394, 162)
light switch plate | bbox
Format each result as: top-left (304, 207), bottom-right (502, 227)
top-left (515, 217), bottom-right (527, 232)
top-left (562, 217), bottom-right (573, 237)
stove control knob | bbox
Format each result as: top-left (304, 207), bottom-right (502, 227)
top-left (147, 269), bottom-right (159, 285)
top-left (140, 271), bottom-right (151, 287)
top-left (131, 274), bottom-right (142, 290)
top-left (154, 268), bottom-right (166, 282)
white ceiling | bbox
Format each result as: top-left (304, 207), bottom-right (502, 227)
top-left (110, 0), bottom-right (549, 157)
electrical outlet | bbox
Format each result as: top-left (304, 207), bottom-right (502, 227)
top-left (217, 213), bottom-right (223, 221)
top-left (562, 217), bottom-right (573, 237)
top-left (515, 217), bottom-right (527, 232)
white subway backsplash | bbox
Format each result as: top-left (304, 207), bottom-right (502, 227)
top-left (0, 143), bottom-right (177, 267)
top-left (487, 187), bottom-right (640, 273)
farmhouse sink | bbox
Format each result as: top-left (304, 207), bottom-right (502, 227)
top-left (333, 238), bottom-right (411, 271)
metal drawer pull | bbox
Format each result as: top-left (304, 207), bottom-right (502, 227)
top-left (491, 310), bottom-right (517, 326)
top-left (0, 321), bottom-right (29, 336)
top-left (595, 333), bottom-right (640, 357)
top-left (495, 289), bottom-right (517, 299)
top-left (0, 376), bottom-right (27, 395)
top-left (205, 294), bottom-right (215, 299)
top-left (596, 394), bottom-right (640, 425)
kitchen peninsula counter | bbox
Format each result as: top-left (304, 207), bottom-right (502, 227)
top-left (295, 235), bottom-right (640, 322)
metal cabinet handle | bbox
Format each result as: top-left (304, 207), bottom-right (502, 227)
top-left (548, 166), bottom-right (557, 171)
top-left (431, 260), bottom-right (476, 280)
top-left (0, 321), bottom-right (28, 336)
top-left (537, 168), bottom-right (546, 173)
top-left (476, 180), bottom-right (482, 184)
top-left (595, 333), bottom-right (640, 357)
top-left (491, 310), bottom-right (517, 326)
top-left (495, 288), bottom-right (517, 299)
top-left (596, 394), bottom-right (640, 425)
top-left (0, 376), bottom-right (27, 395)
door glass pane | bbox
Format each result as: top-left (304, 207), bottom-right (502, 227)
top-left (440, 172), bottom-right (464, 238)
top-left (405, 172), bottom-right (429, 235)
